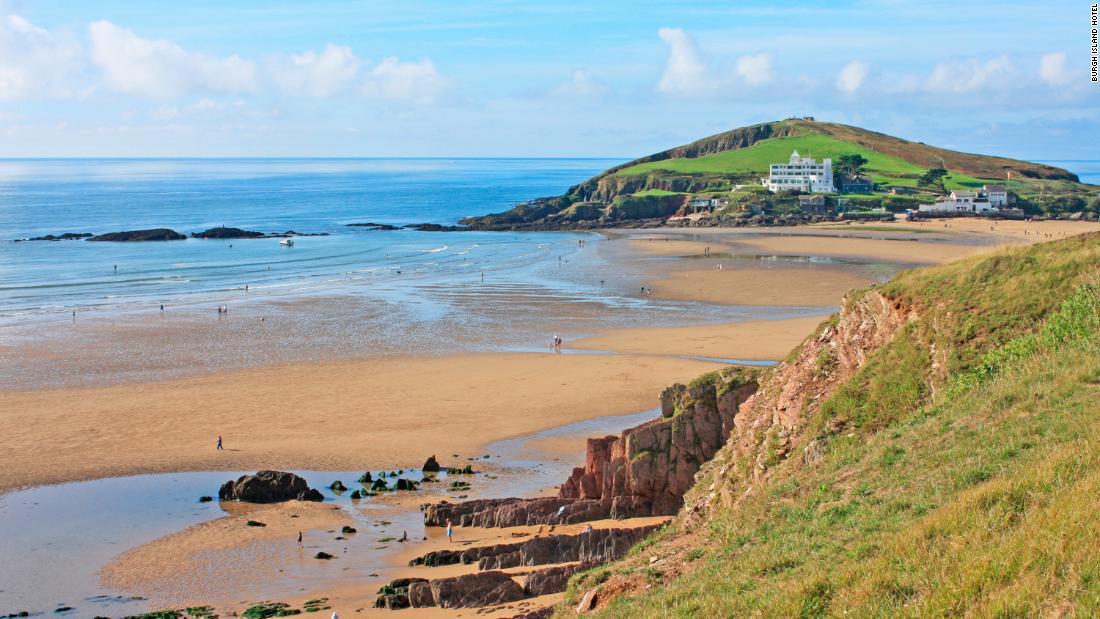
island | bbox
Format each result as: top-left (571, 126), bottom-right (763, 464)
top-left (461, 118), bottom-right (1100, 230)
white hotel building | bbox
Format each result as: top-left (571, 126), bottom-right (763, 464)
top-left (762, 150), bottom-right (836, 193)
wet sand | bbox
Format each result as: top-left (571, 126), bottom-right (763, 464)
top-left (571, 315), bottom-right (825, 360)
top-left (0, 352), bottom-right (721, 495)
top-left (103, 496), bottom-right (666, 617)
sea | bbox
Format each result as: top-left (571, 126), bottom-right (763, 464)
top-left (0, 158), bottom-right (625, 319)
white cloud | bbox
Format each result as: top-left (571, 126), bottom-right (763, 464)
top-left (361, 57), bottom-right (446, 104)
top-left (0, 14), bottom-right (81, 100)
top-left (1038, 51), bottom-right (1070, 86)
top-left (275, 43), bottom-right (360, 97)
top-left (735, 52), bottom-right (772, 86)
top-left (925, 55), bottom-right (1014, 93)
top-left (837, 60), bottom-right (869, 93)
top-left (89, 20), bottom-right (257, 98)
top-left (657, 27), bottom-right (709, 95)
top-left (550, 69), bottom-right (608, 98)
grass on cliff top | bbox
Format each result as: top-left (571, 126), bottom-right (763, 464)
top-left (614, 133), bottom-right (997, 191)
top-left (568, 233), bottom-right (1100, 617)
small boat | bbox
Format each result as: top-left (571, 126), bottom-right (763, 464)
top-left (279, 238), bottom-right (294, 247)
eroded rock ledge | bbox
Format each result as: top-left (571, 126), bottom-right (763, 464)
top-left (422, 368), bottom-right (758, 528)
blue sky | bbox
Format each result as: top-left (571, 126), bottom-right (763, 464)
top-left (0, 0), bottom-right (1096, 159)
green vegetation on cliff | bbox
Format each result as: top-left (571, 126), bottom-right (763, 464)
top-left (564, 233), bottom-right (1100, 616)
top-left (462, 120), bottom-right (1099, 229)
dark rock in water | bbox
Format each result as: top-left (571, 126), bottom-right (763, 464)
top-left (218, 470), bottom-right (325, 503)
top-left (246, 520), bottom-right (266, 527)
top-left (347, 222), bottom-right (400, 231)
top-left (341, 525), bottom-right (357, 534)
top-left (314, 551), bottom-right (334, 560)
top-left (430, 571), bottom-right (525, 608)
top-left (371, 478), bottom-right (388, 492)
top-left (330, 480), bottom-right (347, 492)
top-left (88, 229), bottom-right (186, 242)
top-left (404, 223), bottom-right (464, 232)
top-left (422, 455), bottom-right (441, 472)
top-left (191, 226), bottom-right (265, 239)
top-left (22, 232), bottom-right (93, 242)
top-left (349, 489), bottom-right (362, 500)
top-left (198, 495), bottom-right (213, 503)
top-left (394, 478), bottom-right (418, 491)
top-left (357, 471), bottom-right (373, 484)
top-left (523, 563), bottom-right (591, 597)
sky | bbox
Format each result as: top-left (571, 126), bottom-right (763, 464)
top-left (0, 0), bottom-right (1097, 159)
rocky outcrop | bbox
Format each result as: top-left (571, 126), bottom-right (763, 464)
top-left (557, 374), bottom-right (757, 516)
top-left (423, 496), bottom-right (650, 527)
top-left (375, 578), bottom-right (428, 610)
top-left (422, 368), bottom-right (758, 528)
top-left (413, 571), bottom-right (525, 608)
top-left (422, 455), bottom-right (441, 472)
top-left (191, 226), bottom-right (265, 239)
top-left (524, 563), bottom-right (591, 597)
top-left (88, 228), bottom-right (186, 242)
top-left (680, 291), bottom-right (915, 529)
top-left (218, 470), bottom-right (324, 503)
top-left (20, 232), bottom-right (92, 241)
top-left (347, 222), bottom-right (400, 230)
top-left (480, 526), bottom-right (661, 570)
top-left (410, 525), bottom-right (661, 569)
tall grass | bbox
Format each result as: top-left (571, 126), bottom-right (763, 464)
top-left (573, 235), bottom-right (1100, 617)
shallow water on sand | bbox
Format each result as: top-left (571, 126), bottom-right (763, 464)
top-left (0, 408), bottom-right (660, 616)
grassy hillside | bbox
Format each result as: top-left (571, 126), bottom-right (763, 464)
top-left (616, 133), bottom-right (991, 191)
top-left (563, 234), bottom-right (1100, 616)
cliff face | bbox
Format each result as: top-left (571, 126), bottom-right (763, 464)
top-left (683, 291), bottom-right (915, 525)
top-left (560, 377), bottom-right (757, 516)
top-left (422, 367), bottom-right (759, 528)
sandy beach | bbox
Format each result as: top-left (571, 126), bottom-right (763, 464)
top-left (0, 352), bottom-right (721, 495)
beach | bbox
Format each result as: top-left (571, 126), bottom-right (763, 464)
top-left (4, 217), bottom-right (1100, 617)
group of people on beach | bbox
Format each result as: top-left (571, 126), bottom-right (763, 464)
top-left (550, 334), bottom-right (563, 351)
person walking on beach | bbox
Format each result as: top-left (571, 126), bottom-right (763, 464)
top-left (216, 435), bottom-right (223, 450)
top-left (446, 519), bottom-right (453, 544)
top-left (298, 531), bottom-right (303, 548)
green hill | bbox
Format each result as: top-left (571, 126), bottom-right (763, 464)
top-left (462, 120), bottom-right (1099, 228)
top-left (559, 233), bottom-right (1100, 616)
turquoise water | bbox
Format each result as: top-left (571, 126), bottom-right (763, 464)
top-left (0, 158), bottom-right (623, 319)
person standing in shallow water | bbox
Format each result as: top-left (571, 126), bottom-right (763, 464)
top-left (216, 435), bottom-right (223, 450)
top-left (446, 519), bottom-right (453, 543)
top-left (298, 531), bottom-right (303, 548)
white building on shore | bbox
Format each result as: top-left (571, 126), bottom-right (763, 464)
top-left (918, 189), bottom-right (994, 213)
top-left (762, 150), bottom-right (835, 193)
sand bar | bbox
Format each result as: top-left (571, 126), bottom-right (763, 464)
top-left (571, 315), bottom-right (826, 361)
top-left (0, 352), bottom-right (721, 494)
